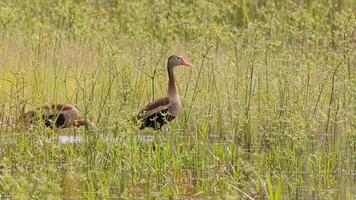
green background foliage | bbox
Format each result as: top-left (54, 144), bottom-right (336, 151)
top-left (0, 0), bottom-right (355, 199)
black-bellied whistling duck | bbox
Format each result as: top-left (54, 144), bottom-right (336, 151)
top-left (19, 104), bottom-right (95, 129)
top-left (134, 55), bottom-right (193, 130)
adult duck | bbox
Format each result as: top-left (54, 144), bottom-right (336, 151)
top-left (134, 55), bottom-right (193, 130)
top-left (19, 104), bottom-right (95, 129)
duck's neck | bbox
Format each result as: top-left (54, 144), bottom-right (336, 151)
top-left (167, 66), bottom-right (178, 98)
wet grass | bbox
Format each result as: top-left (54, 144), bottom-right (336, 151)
top-left (0, 0), bottom-right (355, 199)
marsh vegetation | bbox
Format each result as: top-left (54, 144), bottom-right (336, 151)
top-left (0, 0), bottom-right (355, 199)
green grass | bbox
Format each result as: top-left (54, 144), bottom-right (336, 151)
top-left (0, 0), bottom-right (355, 199)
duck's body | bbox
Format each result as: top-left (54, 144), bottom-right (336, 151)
top-left (134, 55), bottom-right (193, 130)
top-left (137, 97), bottom-right (176, 130)
top-left (19, 104), bottom-right (95, 129)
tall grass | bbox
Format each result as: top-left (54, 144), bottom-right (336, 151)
top-left (0, 0), bottom-right (355, 199)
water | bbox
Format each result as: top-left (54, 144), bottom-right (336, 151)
top-left (37, 134), bottom-right (156, 145)
top-left (38, 135), bottom-right (83, 145)
top-left (58, 135), bottom-right (83, 144)
top-left (134, 134), bottom-right (156, 142)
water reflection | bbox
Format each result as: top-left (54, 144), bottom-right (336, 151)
top-left (134, 135), bottom-right (155, 142)
top-left (58, 135), bottom-right (83, 144)
top-left (37, 134), bottom-right (156, 145)
top-left (38, 135), bottom-right (83, 145)
top-left (58, 134), bottom-right (156, 144)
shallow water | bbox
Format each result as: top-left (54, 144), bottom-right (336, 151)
top-left (134, 134), bottom-right (156, 142)
top-left (58, 135), bottom-right (83, 144)
top-left (37, 135), bottom-right (83, 145)
top-left (37, 134), bottom-right (157, 145)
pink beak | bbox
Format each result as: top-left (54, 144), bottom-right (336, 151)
top-left (181, 59), bottom-right (194, 67)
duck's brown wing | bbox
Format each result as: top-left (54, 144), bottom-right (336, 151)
top-left (135, 97), bottom-right (171, 121)
top-left (42, 104), bottom-right (77, 112)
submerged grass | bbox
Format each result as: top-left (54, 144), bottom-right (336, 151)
top-left (0, 0), bottom-right (355, 199)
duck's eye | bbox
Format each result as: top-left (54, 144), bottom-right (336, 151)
top-left (177, 57), bottom-right (181, 60)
